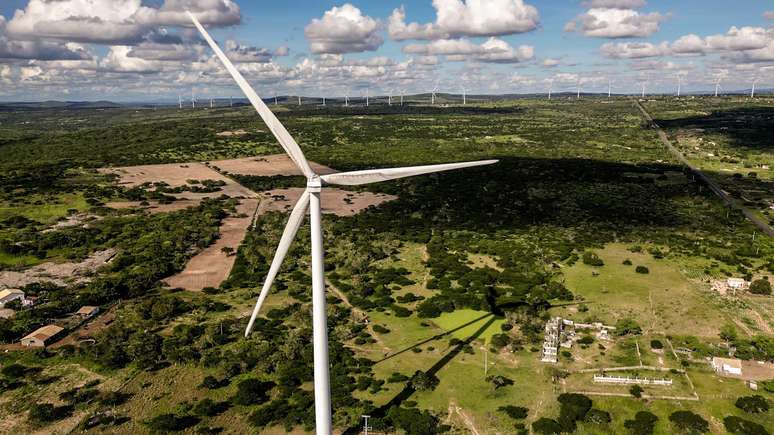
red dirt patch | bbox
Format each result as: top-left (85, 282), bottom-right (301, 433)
top-left (258, 188), bottom-right (396, 217)
top-left (209, 154), bottom-right (336, 177)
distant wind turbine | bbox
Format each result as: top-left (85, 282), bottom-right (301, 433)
top-left (462, 85), bottom-right (467, 105)
top-left (188, 11), bottom-right (498, 435)
top-left (576, 79), bottom-right (581, 100)
top-left (400, 90), bottom-right (404, 106)
top-left (751, 79), bottom-right (758, 98)
top-left (191, 89), bottom-right (196, 108)
top-left (298, 95), bottom-right (301, 106)
top-left (608, 79), bottom-right (612, 98)
top-left (210, 98), bottom-right (213, 109)
top-left (178, 95), bottom-right (182, 109)
top-left (677, 76), bottom-right (682, 97)
top-left (431, 81), bottom-right (438, 105)
top-left (365, 88), bottom-right (369, 107)
top-left (715, 79), bottom-right (721, 97)
top-left (548, 79), bottom-right (553, 100)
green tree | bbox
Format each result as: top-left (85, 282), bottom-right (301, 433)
top-left (532, 418), bottom-right (562, 434)
top-left (669, 410), bottom-right (709, 434)
top-left (624, 411), bottom-right (658, 435)
top-left (585, 409), bottom-right (612, 424)
top-left (720, 323), bottom-right (738, 343)
top-left (630, 384), bottom-right (644, 398)
top-left (232, 379), bottom-right (274, 406)
top-left (723, 416), bottom-right (769, 435)
top-left (409, 370), bottom-right (439, 392)
top-left (749, 279), bottom-right (771, 295)
top-left (498, 405), bottom-right (528, 420)
top-left (127, 332), bottom-right (162, 370)
top-left (735, 395), bottom-right (769, 414)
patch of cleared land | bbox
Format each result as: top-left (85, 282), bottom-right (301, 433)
top-left (165, 198), bottom-right (258, 291)
top-left (0, 249), bottom-right (115, 289)
top-left (257, 188), bottom-right (396, 217)
top-left (208, 154), bottom-right (336, 176)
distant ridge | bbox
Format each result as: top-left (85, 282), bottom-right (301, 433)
top-left (0, 100), bottom-right (123, 111)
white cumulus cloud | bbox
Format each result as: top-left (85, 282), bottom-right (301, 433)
top-left (600, 41), bottom-right (669, 58)
top-left (389, 0), bottom-right (539, 41)
top-left (404, 37), bottom-right (533, 63)
top-left (304, 4), bottom-right (383, 54)
top-left (567, 7), bottom-right (667, 38)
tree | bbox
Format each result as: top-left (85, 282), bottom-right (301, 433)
top-left (127, 332), bottom-right (162, 370)
top-left (498, 405), bottom-right (528, 420)
top-left (532, 418), bottom-right (562, 434)
top-left (630, 384), bottom-right (644, 398)
top-left (635, 266), bottom-right (649, 274)
top-left (386, 406), bottom-right (439, 435)
top-left (749, 278), bottom-right (772, 295)
top-left (723, 416), bottom-right (769, 435)
top-left (624, 411), bottom-right (658, 435)
top-left (28, 403), bottom-right (73, 425)
top-left (557, 393), bottom-right (592, 432)
top-left (585, 409), bottom-right (612, 424)
top-left (409, 370), bottom-right (439, 392)
top-left (144, 414), bottom-right (199, 432)
top-left (735, 395), bottom-right (769, 414)
top-left (650, 339), bottom-right (663, 349)
top-left (487, 375), bottom-right (514, 390)
top-left (582, 252), bottom-right (604, 267)
top-left (669, 410), bottom-right (709, 434)
top-left (232, 379), bottom-right (275, 406)
top-left (720, 323), bottom-right (738, 343)
top-left (615, 318), bottom-right (642, 336)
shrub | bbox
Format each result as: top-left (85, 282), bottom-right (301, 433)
top-left (386, 406), bottom-right (440, 435)
top-left (635, 266), bottom-right (650, 274)
top-left (578, 335), bottom-right (594, 345)
top-left (723, 416), bottom-right (769, 435)
top-left (409, 370), bottom-right (439, 392)
top-left (532, 418), bottom-right (562, 434)
top-left (28, 403), bottom-right (73, 425)
top-left (491, 333), bottom-right (511, 349)
top-left (616, 318), bottom-right (642, 336)
top-left (498, 405), bottom-right (528, 420)
top-left (193, 399), bottom-right (229, 417)
top-left (144, 414), bottom-right (199, 432)
top-left (630, 385), bottom-right (644, 398)
top-left (585, 409), bottom-right (611, 424)
top-left (650, 339), bottom-right (663, 349)
top-left (735, 395), bottom-right (769, 414)
top-left (232, 379), bottom-right (274, 406)
top-left (582, 252), bottom-right (604, 267)
top-left (624, 411), bottom-right (658, 435)
top-left (749, 278), bottom-right (772, 295)
top-left (500, 323), bottom-right (513, 331)
top-left (387, 372), bottom-right (409, 383)
top-left (391, 304), bottom-right (412, 318)
top-left (199, 375), bottom-right (223, 389)
top-left (623, 259), bottom-right (633, 265)
top-left (669, 410), bottom-right (709, 434)
top-left (372, 324), bottom-right (390, 334)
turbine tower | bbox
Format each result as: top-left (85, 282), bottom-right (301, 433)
top-left (188, 12), bottom-right (497, 435)
top-left (548, 79), bottom-right (553, 100)
top-left (715, 79), bottom-right (721, 98)
top-left (431, 81), bottom-right (438, 105)
top-left (366, 88), bottom-right (369, 107)
top-left (677, 76), bottom-right (682, 97)
top-left (400, 90), bottom-right (404, 106)
top-left (298, 95), bottom-right (302, 106)
top-left (462, 86), bottom-right (467, 105)
top-left (641, 82), bottom-right (646, 98)
top-left (191, 89), bottom-right (196, 108)
top-left (576, 79), bottom-right (581, 100)
top-left (344, 92), bottom-right (349, 107)
top-left (322, 96), bottom-right (326, 107)
top-left (178, 95), bottom-right (182, 109)
top-left (608, 79), bottom-right (612, 98)
top-left (210, 98), bottom-right (213, 108)
top-left (751, 79), bottom-right (758, 98)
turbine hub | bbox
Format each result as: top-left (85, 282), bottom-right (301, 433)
top-left (307, 176), bottom-right (322, 192)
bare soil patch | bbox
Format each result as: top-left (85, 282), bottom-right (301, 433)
top-left (164, 198), bottom-right (259, 291)
top-left (257, 188), bottom-right (396, 217)
top-left (216, 129), bottom-right (248, 137)
top-left (209, 154), bottom-right (336, 176)
top-left (50, 306), bottom-right (117, 349)
top-left (0, 249), bottom-right (116, 289)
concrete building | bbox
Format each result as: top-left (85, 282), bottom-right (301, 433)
top-left (727, 278), bottom-right (748, 291)
top-left (21, 325), bottom-right (64, 348)
top-left (712, 357), bottom-right (743, 376)
top-left (0, 289), bottom-right (25, 307)
top-left (76, 306), bottom-right (99, 319)
top-left (541, 317), bottom-right (575, 363)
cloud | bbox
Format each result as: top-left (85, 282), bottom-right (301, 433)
top-left (0, 15), bottom-right (93, 61)
top-left (705, 26), bottom-right (770, 51)
top-left (764, 11), bottom-right (774, 20)
top-left (6, 0), bottom-right (240, 45)
top-left (600, 41), bottom-right (669, 58)
top-left (585, 0), bottom-right (646, 8)
top-left (667, 27), bottom-right (774, 62)
top-left (100, 45), bottom-right (167, 73)
top-left (389, 0), bottom-right (539, 41)
top-left (304, 4), bottom-right (383, 54)
top-left (566, 7), bottom-right (667, 38)
top-left (542, 58), bottom-right (560, 67)
top-left (221, 40), bottom-right (289, 63)
top-left (403, 37), bottom-right (533, 63)
top-left (670, 34), bottom-right (706, 55)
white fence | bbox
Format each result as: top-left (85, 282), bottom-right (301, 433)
top-left (593, 375), bottom-right (672, 386)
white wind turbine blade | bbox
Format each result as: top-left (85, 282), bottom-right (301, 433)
top-left (187, 12), bottom-right (315, 178)
top-left (321, 160), bottom-right (498, 186)
top-left (245, 190), bottom-right (310, 336)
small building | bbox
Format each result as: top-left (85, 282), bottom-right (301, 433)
top-left (0, 289), bottom-right (25, 307)
top-left (712, 357), bottom-right (743, 376)
top-left (76, 306), bottom-right (100, 319)
top-left (727, 278), bottom-right (748, 291)
top-left (21, 325), bottom-right (64, 348)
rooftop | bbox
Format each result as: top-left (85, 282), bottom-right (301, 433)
top-left (22, 324), bottom-right (63, 341)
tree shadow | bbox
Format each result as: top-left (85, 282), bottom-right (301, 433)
top-left (653, 107), bottom-right (774, 152)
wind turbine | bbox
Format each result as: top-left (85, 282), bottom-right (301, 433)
top-left (714, 79), bottom-right (721, 97)
top-left (400, 90), bottom-right (404, 106)
top-left (548, 79), bottom-right (553, 100)
top-left (322, 96), bottom-right (326, 107)
top-left (576, 78), bottom-right (581, 100)
top-left (431, 81), bottom-right (438, 105)
top-left (751, 79), bottom-right (758, 98)
top-left (608, 79), bottom-right (612, 98)
top-left (388, 89), bottom-right (392, 106)
top-left (677, 75), bottom-right (682, 97)
top-left (210, 98), bottom-right (214, 109)
top-left (188, 12), bottom-right (497, 435)
top-left (344, 92), bottom-right (349, 107)
top-left (298, 95), bottom-right (302, 106)
top-left (365, 88), bottom-right (369, 107)
top-left (178, 95), bottom-right (182, 109)
top-left (191, 89), bottom-right (196, 108)
top-left (273, 90), bottom-right (278, 106)
top-left (641, 81), bottom-right (646, 98)
top-left (462, 85), bottom-right (467, 105)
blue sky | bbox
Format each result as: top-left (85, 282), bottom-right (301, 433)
top-left (0, 1), bottom-right (772, 101)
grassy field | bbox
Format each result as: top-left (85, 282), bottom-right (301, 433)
top-left (0, 192), bottom-right (88, 223)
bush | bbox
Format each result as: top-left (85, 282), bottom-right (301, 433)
top-left (28, 403), bottom-right (73, 425)
top-left (193, 399), bottom-right (229, 417)
top-left (749, 278), bottom-right (771, 295)
top-left (386, 406), bottom-right (440, 435)
top-left (391, 304), bottom-right (412, 318)
top-left (144, 414), bottom-right (199, 432)
top-left (199, 375), bottom-right (223, 389)
top-left (650, 339), bottom-right (663, 349)
top-left (498, 405), bottom-right (528, 420)
top-left (578, 335), bottom-right (594, 345)
top-left (372, 324), bottom-right (390, 334)
top-left (409, 370), bottom-right (439, 392)
top-left (585, 409), bottom-right (611, 424)
top-left (735, 395), bottom-right (769, 414)
top-left (582, 252), bottom-right (604, 267)
top-left (623, 259), bottom-right (633, 265)
top-left (491, 333), bottom-right (511, 349)
top-left (533, 418), bottom-right (562, 434)
top-left (232, 379), bottom-right (274, 406)
top-left (615, 318), bottom-right (642, 336)
top-left (630, 384), bottom-right (644, 398)
top-left (635, 266), bottom-right (650, 274)
top-left (723, 416), bottom-right (769, 435)
top-left (387, 372), bottom-right (409, 383)
top-left (624, 411), bottom-right (658, 435)
top-left (669, 410), bottom-right (709, 434)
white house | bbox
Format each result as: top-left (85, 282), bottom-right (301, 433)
top-left (727, 278), bottom-right (748, 290)
top-left (0, 289), bottom-right (25, 307)
top-left (712, 357), bottom-right (743, 376)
